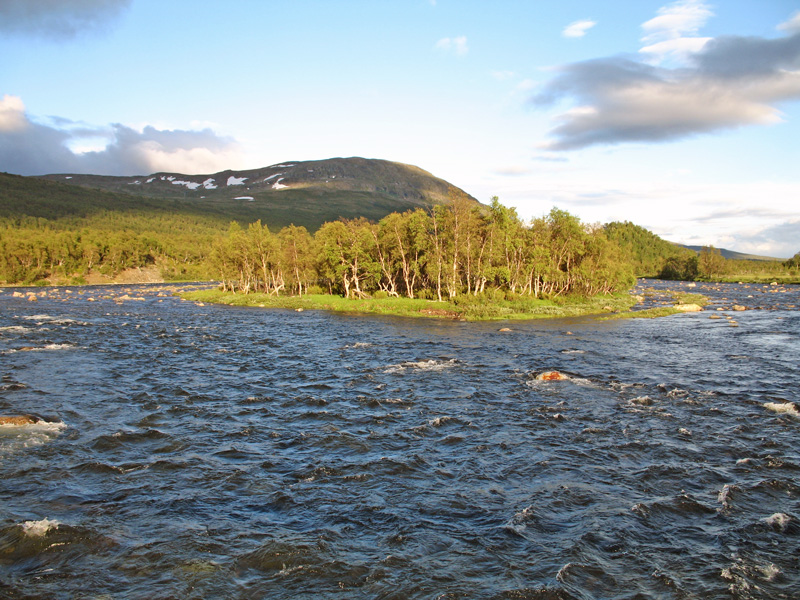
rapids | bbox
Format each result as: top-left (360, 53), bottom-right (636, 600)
top-left (1, 280), bottom-right (798, 599)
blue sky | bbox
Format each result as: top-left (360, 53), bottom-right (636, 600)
top-left (1, 0), bottom-right (799, 257)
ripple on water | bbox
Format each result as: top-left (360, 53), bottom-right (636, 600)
top-left (1, 281), bottom-right (799, 598)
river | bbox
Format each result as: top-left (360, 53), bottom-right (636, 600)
top-left (1, 280), bottom-right (798, 599)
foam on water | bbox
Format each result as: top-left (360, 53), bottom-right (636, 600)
top-left (1, 280), bottom-right (799, 599)
top-left (763, 512), bottom-right (792, 532)
top-left (383, 358), bottom-right (458, 373)
top-left (764, 401), bottom-right (799, 417)
top-left (0, 325), bottom-right (31, 333)
top-left (0, 420), bottom-right (67, 457)
top-left (21, 518), bottom-right (60, 537)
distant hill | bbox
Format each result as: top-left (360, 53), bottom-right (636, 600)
top-left (682, 245), bottom-right (785, 262)
top-left (28, 157), bottom-right (476, 231)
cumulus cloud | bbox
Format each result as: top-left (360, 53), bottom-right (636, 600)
top-left (0, 95), bottom-right (242, 176)
top-left (435, 36), bottom-right (468, 56)
top-left (562, 20), bottom-right (596, 39)
top-left (0, 0), bottom-right (131, 39)
top-left (533, 26), bottom-right (800, 150)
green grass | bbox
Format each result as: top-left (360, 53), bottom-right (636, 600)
top-left (178, 289), bottom-right (640, 321)
top-left (598, 289), bottom-right (710, 320)
top-left (670, 291), bottom-right (710, 306)
top-left (599, 306), bottom-right (683, 320)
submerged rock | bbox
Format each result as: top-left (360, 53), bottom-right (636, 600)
top-left (536, 371), bottom-right (569, 381)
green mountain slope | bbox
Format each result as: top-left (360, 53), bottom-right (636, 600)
top-left (29, 157), bottom-right (474, 231)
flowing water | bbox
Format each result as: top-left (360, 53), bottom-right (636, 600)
top-left (0, 281), bottom-right (798, 599)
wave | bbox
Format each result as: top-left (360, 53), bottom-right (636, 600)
top-left (21, 518), bottom-right (60, 537)
top-left (764, 402), bottom-right (799, 418)
top-left (0, 325), bottom-right (32, 333)
top-left (383, 358), bottom-right (458, 374)
top-left (762, 512), bottom-right (792, 532)
top-left (4, 343), bottom-right (77, 353)
top-left (0, 419), bottom-right (67, 457)
top-left (21, 315), bottom-right (90, 326)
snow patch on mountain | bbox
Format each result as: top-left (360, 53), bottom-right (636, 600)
top-left (172, 180), bottom-right (202, 190)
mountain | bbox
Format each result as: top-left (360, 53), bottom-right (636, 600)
top-left (682, 245), bottom-right (785, 262)
top-left (29, 157), bottom-right (476, 231)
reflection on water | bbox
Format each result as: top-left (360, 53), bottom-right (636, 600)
top-left (0, 280), bottom-right (798, 599)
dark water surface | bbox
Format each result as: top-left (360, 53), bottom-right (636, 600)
top-left (1, 281), bottom-right (798, 599)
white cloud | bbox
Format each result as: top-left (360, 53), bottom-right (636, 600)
top-left (486, 171), bottom-right (800, 257)
top-left (435, 36), bottom-right (468, 56)
top-left (640, 0), bottom-right (713, 64)
top-left (0, 96), bottom-right (242, 176)
top-left (639, 36), bottom-right (711, 63)
top-left (533, 28), bottom-right (800, 150)
top-left (562, 20), bottom-right (596, 39)
top-left (778, 11), bottom-right (800, 33)
top-left (641, 0), bottom-right (713, 43)
top-left (723, 220), bottom-right (800, 259)
top-left (0, 95), bottom-right (28, 132)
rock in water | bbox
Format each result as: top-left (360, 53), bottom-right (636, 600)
top-left (0, 415), bottom-right (40, 426)
top-left (674, 304), bottom-right (703, 312)
top-left (536, 371), bottom-right (569, 381)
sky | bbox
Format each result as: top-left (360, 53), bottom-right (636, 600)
top-left (1, 0), bottom-right (799, 258)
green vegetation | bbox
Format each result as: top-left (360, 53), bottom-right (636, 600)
top-left (604, 221), bottom-right (695, 277)
top-left (2, 169), bottom-right (796, 297)
top-left (599, 289), bottom-right (709, 320)
top-left (205, 193), bottom-right (635, 303)
top-left (180, 288), bottom-right (638, 321)
top-left (604, 221), bottom-right (799, 284)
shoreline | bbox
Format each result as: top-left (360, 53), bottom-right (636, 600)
top-left (1, 281), bottom-right (714, 321)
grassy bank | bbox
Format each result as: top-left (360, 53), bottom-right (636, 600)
top-left (599, 289), bottom-right (710, 320)
top-left (702, 275), bottom-right (800, 285)
top-left (179, 289), bottom-right (640, 321)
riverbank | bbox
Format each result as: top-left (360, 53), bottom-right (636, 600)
top-left (179, 288), bottom-right (648, 321)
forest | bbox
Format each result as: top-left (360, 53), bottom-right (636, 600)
top-left (2, 184), bottom-right (798, 292)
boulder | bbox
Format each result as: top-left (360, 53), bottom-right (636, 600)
top-left (674, 304), bottom-right (703, 312)
top-left (536, 371), bottom-right (569, 381)
top-left (732, 305), bottom-right (746, 311)
top-left (499, 327), bottom-right (512, 332)
top-left (0, 415), bottom-right (40, 426)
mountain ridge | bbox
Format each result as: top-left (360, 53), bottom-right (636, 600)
top-left (30, 157), bottom-right (476, 231)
